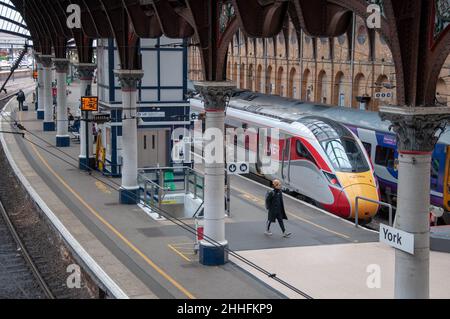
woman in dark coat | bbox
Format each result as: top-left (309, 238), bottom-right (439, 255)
top-left (265, 179), bottom-right (291, 237)
top-left (16, 90), bottom-right (25, 111)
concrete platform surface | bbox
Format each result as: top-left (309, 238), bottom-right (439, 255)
top-left (231, 242), bottom-right (450, 299)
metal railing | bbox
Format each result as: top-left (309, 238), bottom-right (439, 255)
top-left (138, 166), bottom-right (231, 219)
top-left (355, 196), bottom-right (393, 228)
top-left (138, 166), bottom-right (206, 219)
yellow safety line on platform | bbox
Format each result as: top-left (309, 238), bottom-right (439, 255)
top-left (27, 136), bottom-right (195, 299)
top-left (231, 185), bottom-right (351, 240)
top-left (168, 244), bottom-right (193, 262)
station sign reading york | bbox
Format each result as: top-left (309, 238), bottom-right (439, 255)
top-left (81, 96), bottom-right (99, 112)
top-left (379, 224), bottom-right (414, 255)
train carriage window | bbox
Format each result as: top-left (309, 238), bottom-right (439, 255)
top-left (266, 136), bottom-right (271, 156)
top-left (321, 138), bottom-right (369, 172)
top-left (375, 146), bottom-right (395, 169)
top-left (296, 140), bottom-right (316, 165)
top-left (362, 142), bottom-right (372, 158)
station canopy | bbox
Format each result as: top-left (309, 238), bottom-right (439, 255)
top-left (0, 0), bottom-right (30, 39)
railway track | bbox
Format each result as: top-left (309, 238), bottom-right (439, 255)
top-left (0, 87), bottom-right (54, 299)
top-left (0, 199), bottom-right (54, 299)
top-left (0, 87), bottom-right (95, 299)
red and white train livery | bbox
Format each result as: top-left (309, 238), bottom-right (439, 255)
top-left (190, 94), bottom-right (380, 221)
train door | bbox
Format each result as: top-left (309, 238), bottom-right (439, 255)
top-left (281, 137), bottom-right (291, 184)
top-left (256, 130), bottom-right (264, 175)
top-left (442, 146), bottom-right (450, 212)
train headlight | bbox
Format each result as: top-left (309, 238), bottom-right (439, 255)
top-left (323, 171), bottom-right (342, 189)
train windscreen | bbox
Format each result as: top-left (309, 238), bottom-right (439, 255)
top-left (301, 117), bottom-right (370, 173)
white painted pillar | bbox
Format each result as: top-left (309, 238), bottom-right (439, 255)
top-left (41, 55), bottom-right (55, 132)
top-left (204, 111), bottom-right (226, 242)
top-left (115, 70), bottom-right (144, 205)
top-left (75, 63), bottom-right (96, 170)
top-left (54, 58), bottom-right (70, 147)
top-left (194, 81), bottom-right (235, 266)
top-left (380, 106), bottom-right (450, 299)
top-left (395, 152), bottom-right (431, 298)
top-left (35, 55), bottom-right (44, 119)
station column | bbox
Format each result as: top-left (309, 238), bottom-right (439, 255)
top-left (53, 58), bottom-right (70, 147)
top-left (35, 53), bottom-right (44, 120)
top-left (380, 106), bottom-right (450, 299)
top-left (194, 81), bottom-right (235, 266)
top-left (40, 55), bottom-right (55, 131)
top-left (115, 70), bottom-right (144, 205)
top-left (75, 63), bottom-right (96, 170)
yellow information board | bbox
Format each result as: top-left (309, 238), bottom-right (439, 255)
top-left (81, 96), bottom-right (99, 112)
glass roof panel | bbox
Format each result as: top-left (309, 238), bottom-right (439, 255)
top-left (0, 1), bottom-right (30, 38)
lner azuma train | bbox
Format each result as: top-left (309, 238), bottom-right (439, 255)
top-left (190, 95), bottom-right (380, 222)
top-left (193, 90), bottom-right (450, 224)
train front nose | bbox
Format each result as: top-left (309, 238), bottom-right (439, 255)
top-left (342, 184), bottom-right (379, 220)
top-left (335, 172), bottom-right (380, 220)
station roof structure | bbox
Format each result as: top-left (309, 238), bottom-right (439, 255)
top-left (0, 0), bottom-right (30, 39)
top-left (3, 0), bottom-right (450, 108)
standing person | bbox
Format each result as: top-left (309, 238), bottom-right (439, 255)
top-left (265, 179), bottom-right (291, 238)
top-left (16, 89), bottom-right (25, 111)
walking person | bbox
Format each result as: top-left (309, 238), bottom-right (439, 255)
top-left (265, 179), bottom-right (291, 238)
top-left (16, 89), bottom-right (25, 111)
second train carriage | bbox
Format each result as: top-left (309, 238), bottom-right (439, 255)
top-left (190, 95), bottom-right (380, 221)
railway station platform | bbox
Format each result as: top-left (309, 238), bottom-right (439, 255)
top-left (1, 86), bottom-right (449, 299)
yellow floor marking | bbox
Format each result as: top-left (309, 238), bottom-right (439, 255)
top-left (27, 135), bottom-right (195, 299)
top-left (95, 181), bottom-right (112, 194)
top-left (168, 244), bottom-right (193, 262)
top-left (231, 185), bottom-right (351, 240)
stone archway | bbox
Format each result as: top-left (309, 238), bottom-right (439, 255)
top-left (276, 66), bottom-right (284, 96)
top-left (288, 67), bottom-right (297, 98)
top-left (353, 73), bottom-right (366, 109)
top-left (373, 74), bottom-right (390, 110)
top-left (256, 64), bottom-right (262, 92)
top-left (302, 68), bottom-right (312, 101)
top-left (316, 70), bottom-right (327, 103)
top-left (333, 71), bottom-right (345, 106)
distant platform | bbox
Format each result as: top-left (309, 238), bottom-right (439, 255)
top-left (431, 226), bottom-right (450, 254)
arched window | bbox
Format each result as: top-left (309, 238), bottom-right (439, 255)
top-left (316, 70), bottom-right (327, 103)
top-left (288, 68), bottom-right (297, 98)
top-left (302, 69), bottom-right (312, 101)
top-left (276, 66), bottom-right (284, 96)
top-left (256, 65), bottom-right (263, 92)
top-left (333, 72), bottom-right (345, 106)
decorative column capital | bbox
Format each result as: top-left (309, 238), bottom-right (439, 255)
top-left (114, 69), bottom-right (144, 91)
top-left (53, 58), bottom-right (70, 73)
top-left (39, 55), bottom-right (54, 68)
top-left (379, 106), bottom-right (450, 153)
top-left (74, 63), bottom-right (97, 80)
top-left (194, 81), bottom-right (236, 112)
top-left (34, 52), bottom-right (42, 64)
